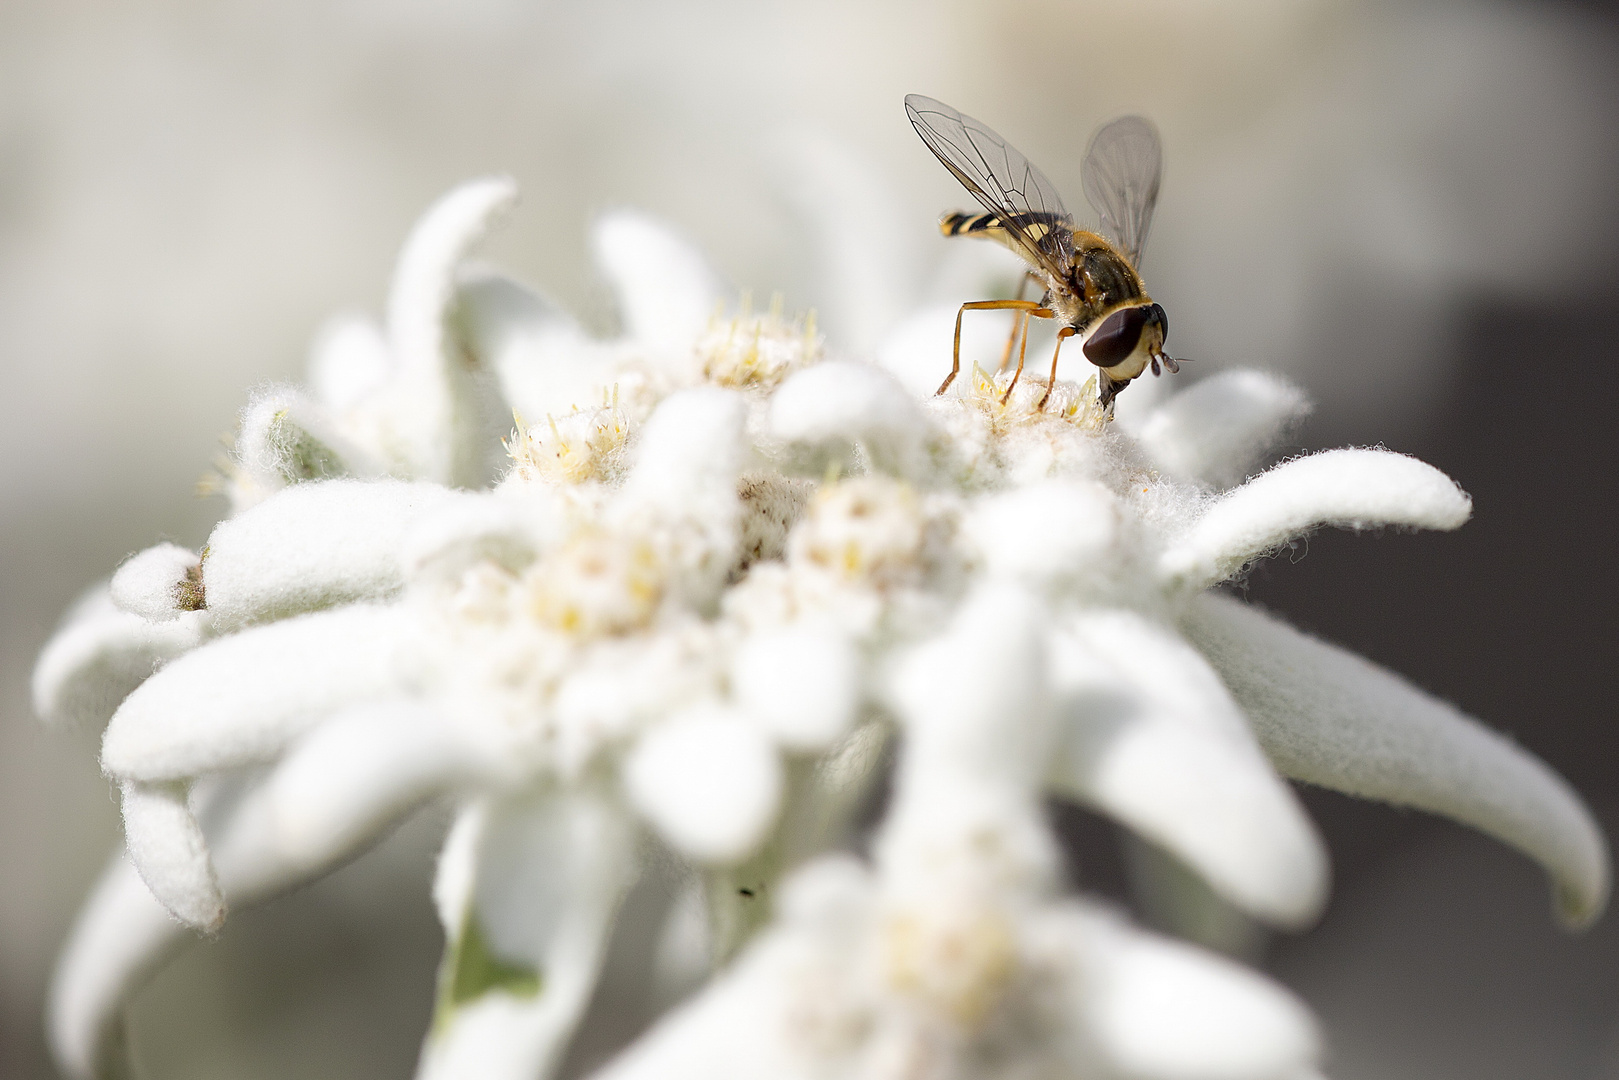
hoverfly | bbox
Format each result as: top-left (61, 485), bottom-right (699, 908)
top-left (905, 94), bottom-right (1187, 411)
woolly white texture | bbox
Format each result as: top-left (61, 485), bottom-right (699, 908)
top-left (730, 624), bottom-right (859, 751)
top-left (1184, 593), bottom-right (1610, 927)
top-left (48, 853), bottom-right (182, 1080)
top-left (33, 586), bottom-right (207, 729)
top-left (421, 790), bottom-right (637, 1080)
top-left (1047, 610), bottom-right (1328, 928)
top-left (35, 178), bottom-right (1608, 1080)
top-left (222, 176), bottom-right (517, 511)
top-left (1131, 368), bottom-right (1311, 489)
top-left (623, 706), bottom-right (783, 863)
top-left (768, 360), bottom-right (929, 477)
top-left (1159, 448), bottom-right (1473, 591)
top-left (120, 780), bottom-right (223, 931)
top-left (102, 604), bottom-right (412, 783)
top-left (204, 479), bottom-right (467, 629)
top-left (108, 543), bottom-right (200, 622)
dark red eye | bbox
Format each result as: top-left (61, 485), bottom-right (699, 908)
top-left (1083, 307), bottom-right (1150, 368)
top-left (1148, 303), bottom-right (1168, 340)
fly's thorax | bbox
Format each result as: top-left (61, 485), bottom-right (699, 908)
top-left (1071, 232), bottom-right (1144, 312)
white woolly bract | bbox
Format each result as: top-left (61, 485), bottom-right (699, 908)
top-left (961, 479), bottom-right (1118, 587)
top-left (421, 791), bottom-right (637, 1080)
top-left (1184, 593), bottom-right (1610, 927)
top-left (591, 856), bottom-right (1321, 1080)
top-left (101, 604), bottom-right (413, 781)
top-left (385, 176), bottom-right (517, 485)
top-left (32, 587), bottom-right (206, 729)
top-left (624, 706), bottom-right (784, 864)
top-left (48, 853), bottom-right (185, 1080)
top-left (35, 177), bottom-right (1606, 1080)
top-left (265, 701), bottom-right (496, 872)
top-left (109, 543), bottom-right (200, 622)
top-left (593, 210), bottom-right (724, 355)
top-left (120, 780), bottom-right (223, 931)
top-left (1133, 369), bottom-right (1310, 490)
top-left (205, 479), bottom-right (467, 629)
top-left (1159, 447), bottom-right (1473, 589)
top-left (731, 624), bottom-right (859, 751)
top-left (1048, 610), bottom-right (1328, 928)
top-left (768, 361), bottom-right (929, 477)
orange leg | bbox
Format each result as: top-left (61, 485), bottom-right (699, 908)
top-left (1034, 326), bottom-right (1078, 410)
top-left (995, 273), bottom-right (1043, 372)
top-left (940, 299), bottom-right (1053, 396)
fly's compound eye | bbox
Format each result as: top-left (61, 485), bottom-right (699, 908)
top-left (1148, 303), bottom-right (1168, 341)
top-left (1083, 306), bottom-right (1151, 368)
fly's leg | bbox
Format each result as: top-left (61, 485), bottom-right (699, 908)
top-left (940, 299), bottom-right (1052, 396)
top-left (995, 272), bottom-right (1043, 372)
top-left (1035, 325), bottom-right (1077, 410)
top-left (999, 303), bottom-right (1056, 402)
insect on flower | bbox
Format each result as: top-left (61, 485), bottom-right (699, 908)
top-left (906, 94), bottom-right (1189, 411)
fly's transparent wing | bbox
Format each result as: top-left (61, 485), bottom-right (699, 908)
top-left (905, 94), bottom-right (1075, 280)
top-left (1082, 115), bottom-right (1162, 267)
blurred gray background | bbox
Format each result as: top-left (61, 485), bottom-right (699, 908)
top-left (3, 0), bottom-right (1618, 1077)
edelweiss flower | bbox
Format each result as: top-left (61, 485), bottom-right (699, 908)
top-left (35, 178), bottom-right (1608, 1080)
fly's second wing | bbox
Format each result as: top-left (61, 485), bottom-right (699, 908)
top-left (906, 94), bottom-right (1075, 281)
top-left (1082, 115), bottom-right (1162, 268)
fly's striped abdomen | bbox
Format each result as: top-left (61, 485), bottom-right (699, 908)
top-left (941, 211), bottom-right (1002, 237)
top-left (941, 209), bottom-right (1070, 248)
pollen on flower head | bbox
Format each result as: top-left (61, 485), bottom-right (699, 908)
top-left (697, 293), bottom-right (823, 389)
top-left (883, 902), bottom-right (1019, 1028)
top-left (525, 528), bottom-right (663, 638)
top-left (504, 392), bottom-right (630, 486)
top-left (963, 366), bottom-right (1105, 435)
top-left (792, 476), bottom-right (927, 588)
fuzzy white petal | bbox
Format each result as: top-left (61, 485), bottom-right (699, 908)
top-left (265, 701), bottom-right (495, 875)
top-left (769, 360), bottom-right (930, 477)
top-left (388, 176), bottom-right (518, 380)
top-left (1048, 611), bottom-right (1328, 928)
top-left (102, 604), bottom-right (412, 781)
top-left (420, 790), bottom-right (637, 1080)
top-left (621, 388), bottom-right (749, 512)
top-left (384, 177), bottom-right (518, 484)
top-left (962, 480), bottom-right (1118, 587)
top-left (1133, 370), bottom-right (1311, 490)
top-left (232, 385), bottom-right (385, 507)
top-left (587, 862), bottom-right (864, 1080)
top-left (400, 494), bottom-right (555, 587)
top-left (308, 312), bottom-right (391, 412)
top-left (109, 543), bottom-right (199, 622)
top-left (624, 706), bottom-right (783, 864)
top-left (592, 210), bottom-right (723, 354)
top-left (1080, 912), bottom-right (1319, 1080)
top-left (205, 479), bottom-right (465, 630)
top-left (48, 852), bottom-right (187, 1080)
top-left (457, 271), bottom-right (614, 421)
top-left (732, 624), bottom-right (859, 752)
top-left (120, 780), bottom-right (223, 931)
top-left (33, 588), bottom-right (207, 729)
top-left (888, 584), bottom-right (1052, 789)
top-left (1159, 448), bottom-right (1472, 590)
top-left (1184, 593), bottom-right (1610, 927)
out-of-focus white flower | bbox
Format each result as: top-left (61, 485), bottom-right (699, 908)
top-left (36, 177), bottom-right (1607, 1080)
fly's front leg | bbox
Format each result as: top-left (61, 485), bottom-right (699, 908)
top-left (941, 299), bottom-right (1050, 396)
top-left (995, 272), bottom-right (1043, 372)
top-left (1036, 325), bottom-right (1077, 410)
top-left (1000, 305), bottom-right (1056, 403)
